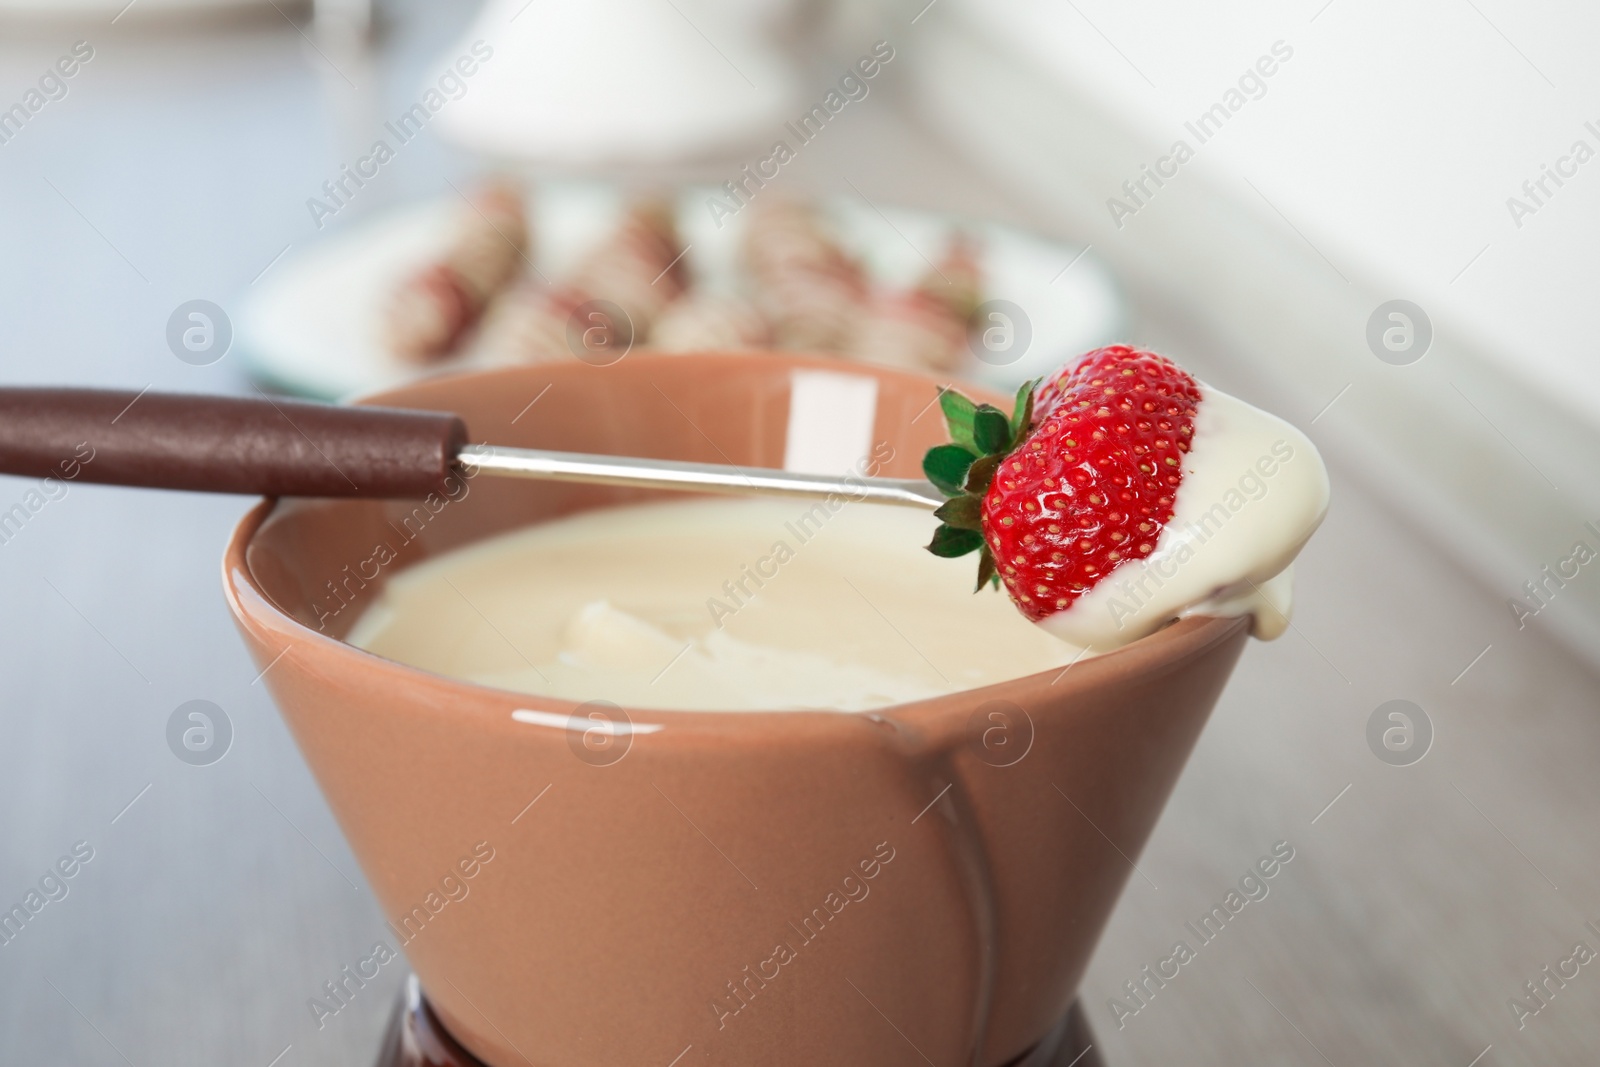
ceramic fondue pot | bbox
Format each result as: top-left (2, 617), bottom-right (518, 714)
top-left (224, 353), bottom-right (1249, 1067)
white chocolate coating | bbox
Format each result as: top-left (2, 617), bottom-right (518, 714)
top-left (1037, 384), bottom-right (1330, 649)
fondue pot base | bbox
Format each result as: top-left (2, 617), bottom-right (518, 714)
top-left (375, 975), bottom-right (1105, 1067)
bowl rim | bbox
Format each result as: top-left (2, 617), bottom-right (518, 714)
top-left (221, 354), bottom-right (1251, 726)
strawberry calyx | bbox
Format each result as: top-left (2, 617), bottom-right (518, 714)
top-left (921, 378), bottom-right (1039, 592)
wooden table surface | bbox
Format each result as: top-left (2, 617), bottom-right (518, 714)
top-left (0, 5), bottom-right (1595, 1066)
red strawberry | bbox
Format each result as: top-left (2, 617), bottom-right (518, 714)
top-left (922, 345), bottom-right (1201, 622)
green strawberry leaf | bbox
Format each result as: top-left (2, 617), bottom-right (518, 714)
top-left (939, 389), bottom-right (979, 453)
top-left (934, 495), bottom-right (982, 531)
top-left (973, 406), bottom-right (1012, 455)
top-left (1010, 378), bottom-right (1039, 445)
top-left (974, 546), bottom-right (998, 592)
top-left (964, 453), bottom-right (1003, 494)
top-left (923, 444), bottom-right (978, 497)
top-left (926, 524), bottom-right (984, 558)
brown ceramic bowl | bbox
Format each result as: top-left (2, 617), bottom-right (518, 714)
top-left (223, 353), bottom-right (1249, 1067)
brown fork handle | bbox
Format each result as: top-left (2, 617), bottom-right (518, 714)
top-left (0, 388), bottom-right (468, 498)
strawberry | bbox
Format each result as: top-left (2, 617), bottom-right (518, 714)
top-left (922, 345), bottom-right (1201, 621)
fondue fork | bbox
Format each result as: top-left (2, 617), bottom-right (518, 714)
top-left (0, 387), bottom-right (947, 510)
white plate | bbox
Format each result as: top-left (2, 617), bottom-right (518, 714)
top-left (238, 182), bottom-right (1125, 400)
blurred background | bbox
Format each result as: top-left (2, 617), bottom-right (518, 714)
top-left (0, 0), bottom-right (1596, 1063)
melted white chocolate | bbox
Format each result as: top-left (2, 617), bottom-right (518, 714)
top-left (347, 498), bottom-right (1084, 712)
top-left (348, 383), bottom-right (1327, 708)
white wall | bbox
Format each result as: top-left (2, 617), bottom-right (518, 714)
top-left (942, 0), bottom-right (1600, 423)
top-left (906, 0), bottom-right (1600, 666)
